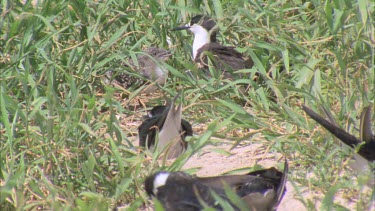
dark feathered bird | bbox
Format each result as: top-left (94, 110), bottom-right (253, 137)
top-left (147, 105), bottom-right (169, 118)
top-left (173, 15), bottom-right (253, 79)
top-left (302, 105), bottom-right (375, 162)
top-left (138, 96), bottom-right (193, 159)
top-left (105, 47), bottom-right (172, 89)
top-left (144, 160), bottom-right (288, 211)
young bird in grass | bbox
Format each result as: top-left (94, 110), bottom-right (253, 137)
top-left (302, 105), bottom-right (375, 162)
top-left (105, 47), bottom-right (172, 89)
top-left (173, 15), bottom-right (253, 79)
top-left (138, 95), bottom-right (193, 159)
top-left (145, 160), bottom-right (288, 211)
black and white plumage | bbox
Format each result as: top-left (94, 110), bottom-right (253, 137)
top-left (173, 15), bottom-right (252, 78)
top-left (105, 47), bottom-right (172, 89)
top-left (144, 160), bottom-right (288, 211)
top-left (138, 97), bottom-right (193, 159)
top-left (302, 105), bottom-right (375, 162)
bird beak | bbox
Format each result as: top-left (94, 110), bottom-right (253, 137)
top-left (162, 50), bottom-right (172, 58)
top-left (172, 24), bottom-right (190, 31)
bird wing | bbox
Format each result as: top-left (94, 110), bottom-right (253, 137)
top-left (138, 103), bottom-right (172, 149)
top-left (138, 115), bottom-right (166, 148)
top-left (302, 105), bottom-right (375, 161)
top-left (181, 119), bottom-right (193, 149)
top-left (275, 159), bottom-right (288, 209)
top-left (302, 105), bottom-right (361, 146)
top-left (196, 175), bottom-right (258, 190)
top-left (194, 43), bottom-right (248, 72)
top-left (196, 160), bottom-right (287, 210)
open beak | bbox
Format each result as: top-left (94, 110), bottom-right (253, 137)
top-left (172, 24), bottom-right (190, 31)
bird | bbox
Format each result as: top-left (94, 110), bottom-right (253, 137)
top-left (144, 159), bottom-right (288, 211)
top-left (147, 105), bottom-right (169, 118)
top-left (172, 15), bottom-right (253, 79)
top-left (138, 95), bottom-right (193, 159)
top-left (105, 47), bottom-right (172, 89)
top-left (302, 105), bottom-right (375, 162)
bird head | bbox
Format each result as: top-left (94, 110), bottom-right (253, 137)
top-left (144, 171), bottom-right (170, 197)
top-left (172, 15), bottom-right (218, 43)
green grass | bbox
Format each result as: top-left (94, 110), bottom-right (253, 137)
top-left (1, 0), bottom-right (374, 210)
